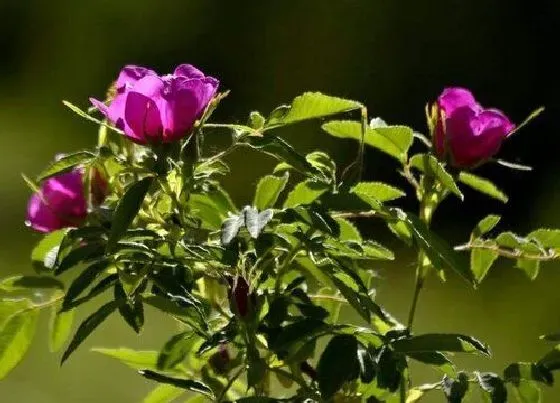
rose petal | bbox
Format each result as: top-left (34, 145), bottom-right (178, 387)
top-left (116, 65), bottom-right (157, 92)
top-left (125, 92), bottom-right (163, 143)
top-left (26, 193), bottom-right (64, 233)
top-left (173, 64), bottom-right (206, 79)
top-left (438, 87), bottom-right (481, 116)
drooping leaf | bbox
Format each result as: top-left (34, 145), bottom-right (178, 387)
top-left (409, 154), bottom-right (463, 200)
top-left (139, 370), bottom-right (213, 398)
top-left (471, 248), bottom-right (499, 283)
top-left (537, 345), bottom-right (560, 372)
top-left (283, 181), bottom-right (330, 208)
top-left (49, 303), bottom-right (74, 352)
top-left (253, 173), bottom-right (289, 210)
top-left (36, 151), bottom-right (96, 181)
top-left (107, 176), bottom-right (154, 250)
top-left (516, 258), bottom-right (540, 280)
top-left (459, 172), bottom-right (508, 203)
top-left (476, 372), bottom-right (507, 403)
top-left (115, 283), bottom-right (144, 334)
top-left (61, 300), bottom-right (120, 364)
top-left (266, 92), bottom-right (361, 127)
top-left (306, 151), bottom-right (336, 181)
top-left (392, 333), bottom-right (490, 356)
top-left (62, 260), bottom-right (110, 309)
top-left (397, 210), bottom-right (474, 285)
top-left (317, 334), bottom-right (360, 398)
top-left (351, 182), bottom-right (405, 203)
top-left (0, 306), bottom-right (39, 380)
top-left (322, 120), bottom-right (413, 162)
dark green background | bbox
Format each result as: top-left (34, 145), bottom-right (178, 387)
top-left (1, 1), bottom-right (559, 401)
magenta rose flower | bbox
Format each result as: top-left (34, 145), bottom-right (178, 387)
top-left (26, 168), bottom-right (108, 233)
top-left (433, 87), bottom-right (515, 167)
top-left (90, 64), bottom-right (219, 145)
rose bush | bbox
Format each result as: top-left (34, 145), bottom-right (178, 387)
top-left (2, 63), bottom-right (557, 402)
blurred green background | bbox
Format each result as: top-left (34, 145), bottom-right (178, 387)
top-left (1, 1), bottom-right (560, 401)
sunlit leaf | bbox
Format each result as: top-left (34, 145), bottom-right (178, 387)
top-left (459, 172), bottom-right (508, 203)
top-left (0, 306), bottom-right (39, 380)
top-left (266, 92), bottom-right (361, 127)
top-left (254, 173), bottom-right (289, 210)
top-left (36, 151), bottom-right (96, 181)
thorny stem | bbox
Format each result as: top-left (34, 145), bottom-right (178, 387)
top-left (454, 243), bottom-right (559, 261)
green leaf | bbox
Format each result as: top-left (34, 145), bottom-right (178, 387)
top-left (306, 151), bottom-right (336, 180)
top-left (107, 177), bottom-right (154, 251)
top-left (266, 92), bottom-right (361, 127)
top-left (243, 136), bottom-right (319, 175)
top-left (334, 217), bottom-right (362, 242)
top-left (36, 151), bottom-right (96, 181)
top-left (459, 172), bottom-right (508, 203)
top-left (64, 100), bottom-right (124, 133)
top-left (528, 229), bottom-right (560, 250)
top-left (398, 210), bottom-right (474, 285)
top-left (443, 372), bottom-right (469, 403)
top-left (49, 304), bottom-right (74, 352)
top-left (61, 300), bottom-right (120, 364)
top-left (317, 334), bottom-right (359, 398)
top-left (503, 362), bottom-right (553, 386)
top-left (253, 173), bottom-right (289, 210)
top-left (283, 180), bottom-right (330, 208)
top-left (471, 248), bottom-right (499, 283)
top-left (408, 352), bottom-right (456, 377)
top-left (143, 384), bottom-right (185, 403)
top-left (63, 260), bottom-right (110, 309)
top-left (271, 319), bottom-right (329, 352)
top-left (472, 215), bottom-right (501, 239)
top-left (55, 243), bottom-right (106, 275)
top-left (512, 380), bottom-right (542, 403)
top-left (322, 120), bottom-right (413, 162)
top-left (392, 333), bottom-right (490, 356)
top-left (31, 229), bottom-right (68, 271)
top-left (516, 259), bottom-right (540, 280)
top-left (22, 172), bottom-right (41, 193)
top-left (0, 275), bottom-right (64, 292)
top-left (410, 154), bottom-right (463, 199)
top-left (248, 111), bottom-right (266, 129)
top-left (61, 274), bottom-right (117, 312)
top-left (139, 370), bottom-right (213, 398)
top-left (92, 347), bottom-right (161, 370)
top-left (476, 372), bottom-right (507, 403)
top-left (157, 332), bottom-right (193, 370)
top-left (0, 306), bottom-right (39, 380)
top-left (115, 284), bottom-right (144, 334)
top-left (351, 182), bottom-right (405, 203)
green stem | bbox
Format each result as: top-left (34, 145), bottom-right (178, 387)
top-left (357, 106), bottom-right (368, 179)
top-left (216, 366), bottom-right (245, 403)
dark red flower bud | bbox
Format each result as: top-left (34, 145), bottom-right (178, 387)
top-left (229, 276), bottom-right (251, 318)
top-left (208, 344), bottom-right (231, 375)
